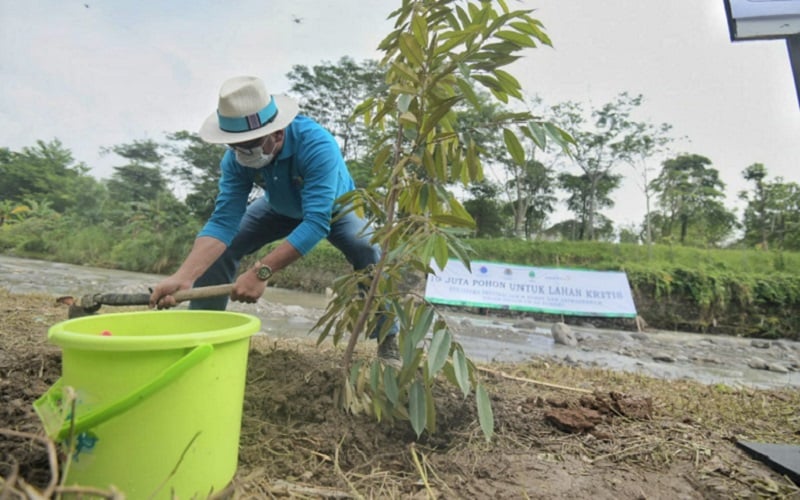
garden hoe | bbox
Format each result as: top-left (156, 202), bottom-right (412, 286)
top-left (58, 284), bottom-right (234, 318)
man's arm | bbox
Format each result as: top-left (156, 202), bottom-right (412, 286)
top-left (229, 240), bottom-right (302, 303)
top-left (149, 236), bottom-right (227, 308)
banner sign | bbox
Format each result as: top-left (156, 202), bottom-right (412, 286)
top-left (424, 259), bottom-right (638, 318)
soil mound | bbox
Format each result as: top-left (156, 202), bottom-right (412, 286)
top-left (1, 290), bottom-right (798, 498)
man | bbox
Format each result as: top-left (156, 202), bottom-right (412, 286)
top-left (149, 75), bottom-right (399, 363)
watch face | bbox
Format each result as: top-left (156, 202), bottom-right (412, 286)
top-left (256, 265), bottom-right (272, 280)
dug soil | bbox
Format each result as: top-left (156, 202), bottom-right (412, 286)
top-left (1, 289), bottom-right (799, 499)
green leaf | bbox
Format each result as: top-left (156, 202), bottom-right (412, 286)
top-left (407, 306), bottom-right (433, 352)
top-left (370, 360), bottom-right (380, 392)
top-left (472, 74), bottom-right (502, 93)
top-left (434, 143), bottom-right (446, 179)
top-left (397, 93), bottom-right (413, 113)
top-left (453, 348), bottom-right (470, 397)
top-left (411, 12), bottom-right (428, 47)
top-left (409, 380), bottom-right (427, 438)
top-left (422, 148), bottom-right (436, 178)
top-left (399, 111), bottom-right (418, 125)
top-left (527, 121), bottom-right (547, 149)
top-left (455, 77), bottom-right (479, 108)
top-left (433, 234), bottom-right (449, 269)
top-left (503, 128), bottom-right (525, 165)
top-left (373, 145), bottom-right (392, 169)
top-left (495, 30), bottom-right (538, 48)
top-left (427, 328), bottom-right (451, 376)
top-left (425, 384), bottom-right (436, 432)
top-left (399, 32), bottom-right (424, 67)
top-left (431, 214), bottom-right (474, 228)
top-left (493, 69), bottom-right (522, 99)
top-left (476, 384), bottom-right (494, 442)
top-left (392, 62), bottom-right (420, 85)
top-left (384, 366), bottom-right (399, 406)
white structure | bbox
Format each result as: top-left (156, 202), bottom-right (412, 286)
top-left (724, 0), bottom-right (800, 106)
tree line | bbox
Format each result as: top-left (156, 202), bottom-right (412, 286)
top-left (2, 56), bottom-right (800, 269)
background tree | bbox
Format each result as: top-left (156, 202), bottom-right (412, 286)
top-left (739, 163), bottom-right (800, 250)
top-left (287, 57), bottom-right (388, 185)
top-left (103, 140), bottom-right (171, 204)
top-left (0, 140), bottom-right (98, 214)
top-left (620, 120), bottom-right (675, 247)
top-left (165, 131), bottom-right (228, 220)
top-left (649, 153), bottom-right (734, 245)
top-left (549, 93), bottom-right (643, 240)
top-left (557, 171), bottom-right (621, 241)
top-left (463, 180), bottom-right (506, 237)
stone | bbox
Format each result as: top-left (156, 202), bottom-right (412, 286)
top-left (512, 319), bottom-right (537, 330)
top-left (748, 357), bottom-right (769, 370)
top-left (767, 363), bottom-right (790, 374)
top-left (751, 339), bottom-right (771, 349)
top-left (652, 352), bottom-right (676, 363)
top-left (551, 322), bottom-right (577, 346)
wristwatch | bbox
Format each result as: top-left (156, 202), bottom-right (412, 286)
top-left (254, 263), bottom-right (273, 281)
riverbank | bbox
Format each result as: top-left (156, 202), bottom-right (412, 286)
top-left (2, 288), bottom-right (799, 497)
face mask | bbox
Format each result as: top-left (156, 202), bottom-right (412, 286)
top-left (233, 136), bottom-right (277, 169)
top-left (235, 148), bottom-right (274, 168)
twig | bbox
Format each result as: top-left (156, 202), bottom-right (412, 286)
top-left (478, 367), bottom-right (593, 394)
top-left (60, 386), bottom-right (78, 488)
top-left (409, 443), bottom-right (435, 499)
top-left (0, 429), bottom-right (60, 497)
top-left (590, 440), bottom-right (652, 465)
top-left (54, 484), bottom-right (119, 498)
top-left (1, 461), bottom-right (20, 500)
top-left (267, 480), bottom-right (354, 498)
top-left (148, 431), bottom-right (201, 499)
top-left (333, 435), bottom-right (364, 500)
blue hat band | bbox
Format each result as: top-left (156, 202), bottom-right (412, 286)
top-left (217, 97), bottom-right (277, 133)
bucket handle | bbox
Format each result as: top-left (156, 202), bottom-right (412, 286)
top-left (46, 344), bottom-right (214, 441)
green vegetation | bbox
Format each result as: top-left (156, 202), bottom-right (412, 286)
top-left (2, 5), bottom-right (798, 354)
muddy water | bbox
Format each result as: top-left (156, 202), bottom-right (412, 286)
top-left (2, 254), bottom-right (798, 390)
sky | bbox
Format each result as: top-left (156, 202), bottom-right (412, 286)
top-left (1, 0), bottom-right (799, 228)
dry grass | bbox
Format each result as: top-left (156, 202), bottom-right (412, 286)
top-left (2, 288), bottom-right (800, 499)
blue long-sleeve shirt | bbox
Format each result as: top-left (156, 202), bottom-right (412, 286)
top-left (198, 115), bottom-right (356, 255)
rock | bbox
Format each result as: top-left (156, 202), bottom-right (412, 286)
top-left (544, 407), bottom-right (603, 433)
top-left (708, 338), bottom-right (737, 348)
top-left (631, 332), bottom-right (649, 342)
top-left (551, 322), bottom-right (577, 346)
top-left (751, 339), bottom-right (771, 349)
top-left (459, 318), bottom-right (473, 328)
top-left (747, 357), bottom-right (769, 370)
top-left (767, 363), bottom-right (790, 374)
top-left (512, 319), bottom-right (537, 330)
top-left (692, 356), bottom-right (722, 365)
top-left (580, 321), bottom-right (596, 329)
top-left (284, 305), bottom-right (306, 315)
top-left (652, 352), bottom-right (676, 363)
top-left (772, 340), bottom-right (791, 351)
top-left (287, 316), bottom-right (314, 326)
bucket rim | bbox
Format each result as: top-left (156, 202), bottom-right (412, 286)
top-left (48, 310), bottom-right (261, 351)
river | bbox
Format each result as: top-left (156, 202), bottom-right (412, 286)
top-left (2, 254), bottom-right (798, 390)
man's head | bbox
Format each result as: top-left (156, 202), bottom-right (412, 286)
top-left (199, 76), bottom-right (298, 147)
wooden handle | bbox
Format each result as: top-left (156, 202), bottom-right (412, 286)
top-left (171, 284), bottom-right (234, 302)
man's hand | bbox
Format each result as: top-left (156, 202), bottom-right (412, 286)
top-left (149, 276), bottom-right (194, 309)
top-left (231, 269), bottom-right (268, 304)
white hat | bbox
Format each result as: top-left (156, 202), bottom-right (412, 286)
top-left (198, 76), bottom-right (299, 144)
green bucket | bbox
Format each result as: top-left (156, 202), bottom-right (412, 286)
top-left (34, 310), bottom-right (261, 499)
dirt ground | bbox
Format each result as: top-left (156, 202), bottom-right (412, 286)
top-left (2, 289), bottom-right (799, 499)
